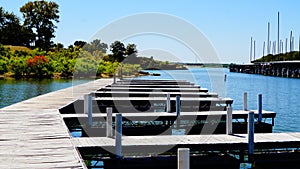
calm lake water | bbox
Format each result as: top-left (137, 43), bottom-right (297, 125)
top-left (136, 68), bottom-right (300, 133)
top-left (0, 78), bottom-right (91, 108)
top-left (1, 68), bottom-right (300, 133)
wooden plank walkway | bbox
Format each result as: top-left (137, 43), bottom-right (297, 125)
top-left (94, 91), bottom-right (218, 97)
top-left (113, 79), bottom-right (193, 85)
top-left (73, 132), bottom-right (300, 152)
top-left (94, 97), bottom-right (233, 107)
top-left (61, 110), bottom-right (276, 120)
top-left (98, 87), bottom-right (209, 92)
top-left (93, 97), bottom-right (232, 102)
top-left (0, 79), bottom-right (113, 169)
top-left (107, 84), bottom-right (202, 88)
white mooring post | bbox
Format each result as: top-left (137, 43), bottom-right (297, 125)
top-left (119, 64), bottom-right (123, 80)
top-left (248, 111), bottom-right (255, 162)
top-left (243, 92), bottom-right (248, 111)
top-left (226, 106), bottom-right (233, 135)
top-left (178, 148), bottom-right (190, 169)
top-left (176, 95), bottom-right (181, 129)
top-left (84, 94), bottom-right (93, 126)
top-left (258, 94), bottom-right (262, 123)
top-left (166, 93), bottom-right (171, 113)
top-left (115, 113), bottom-right (122, 159)
top-left (106, 107), bottom-right (113, 138)
top-left (84, 94), bottom-right (88, 114)
top-left (87, 94), bottom-right (93, 127)
top-left (113, 72), bottom-right (116, 84)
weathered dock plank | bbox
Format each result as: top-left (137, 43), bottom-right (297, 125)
top-left (114, 79), bottom-right (193, 85)
top-left (61, 110), bottom-right (276, 120)
top-left (94, 91), bottom-right (218, 98)
top-left (73, 132), bottom-right (300, 151)
top-left (98, 87), bottom-right (209, 92)
top-left (107, 84), bottom-right (201, 88)
top-left (0, 79), bottom-right (113, 169)
top-left (93, 97), bottom-right (232, 102)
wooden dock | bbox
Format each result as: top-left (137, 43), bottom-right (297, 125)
top-left (2, 78), bottom-right (300, 168)
top-left (73, 132), bottom-right (300, 152)
top-left (93, 91), bottom-right (218, 98)
top-left (0, 79), bottom-right (113, 169)
top-left (98, 86), bottom-right (209, 92)
top-left (61, 110), bottom-right (276, 122)
top-left (107, 84), bottom-right (202, 88)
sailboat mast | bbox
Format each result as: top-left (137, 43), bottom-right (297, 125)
top-left (277, 12), bottom-right (280, 54)
top-left (267, 22), bottom-right (270, 54)
top-left (250, 37), bottom-right (253, 62)
top-left (254, 40), bottom-right (256, 60)
top-left (263, 41), bottom-right (265, 58)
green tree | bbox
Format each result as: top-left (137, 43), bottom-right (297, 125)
top-left (110, 41), bottom-right (126, 62)
top-left (0, 56), bottom-right (8, 74)
top-left (82, 39), bottom-right (108, 53)
top-left (91, 39), bottom-right (108, 53)
top-left (124, 43), bottom-right (139, 64)
top-left (125, 43), bottom-right (137, 56)
top-left (8, 56), bottom-right (29, 77)
top-left (74, 40), bottom-right (87, 48)
top-left (0, 7), bottom-right (34, 46)
top-left (20, 0), bottom-right (59, 50)
top-left (52, 43), bottom-right (64, 51)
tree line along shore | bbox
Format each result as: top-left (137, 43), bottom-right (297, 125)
top-left (0, 1), bottom-right (185, 79)
top-left (0, 41), bottom-right (187, 79)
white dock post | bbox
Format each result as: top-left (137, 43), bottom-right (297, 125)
top-left (113, 72), bottom-right (116, 84)
top-left (84, 94), bottom-right (88, 114)
top-left (248, 111), bottom-right (255, 162)
top-left (243, 92), bottom-right (248, 111)
top-left (258, 94), bottom-right (262, 123)
top-left (166, 93), bottom-right (171, 113)
top-left (87, 94), bottom-right (93, 127)
top-left (115, 113), bottom-right (122, 158)
top-left (178, 148), bottom-right (190, 169)
top-left (120, 64), bottom-right (123, 80)
top-left (176, 95), bottom-right (181, 128)
top-left (84, 94), bottom-right (93, 126)
top-left (106, 107), bottom-right (113, 138)
top-left (226, 106), bottom-right (233, 135)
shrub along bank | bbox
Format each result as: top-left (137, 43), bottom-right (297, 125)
top-left (0, 42), bottom-right (185, 79)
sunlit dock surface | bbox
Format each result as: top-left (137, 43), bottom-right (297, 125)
top-left (1, 78), bottom-right (300, 169)
top-left (0, 79), bottom-right (112, 169)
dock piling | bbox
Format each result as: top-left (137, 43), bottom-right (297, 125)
top-left (248, 111), bottom-right (255, 162)
top-left (84, 94), bottom-right (93, 126)
top-left (113, 72), bottom-right (116, 84)
top-left (84, 94), bottom-right (88, 114)
top-left (178, 148), bottom-right (190, 169)
top-left (119, 64), bottom-right (123, 80)
top-left (106, 107), bottom-right (113, 138)
top-left (166, 93), bottom-right (171, 113)
top-left (176, 95), bottom-right (181, 128)
top-left (115, 113), bottom-right (122, 158)
top-left (243, 92), bottom-right (247, 111)
top-left (226, 106), bottom-right (233, 135)
top-left (258, 94), bottom-right (262, 122)
top-left (87, 94), bottom-right (93, 127)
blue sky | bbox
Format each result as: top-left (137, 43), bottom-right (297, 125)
top-left (2, 0), bottom-right (300, 63)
